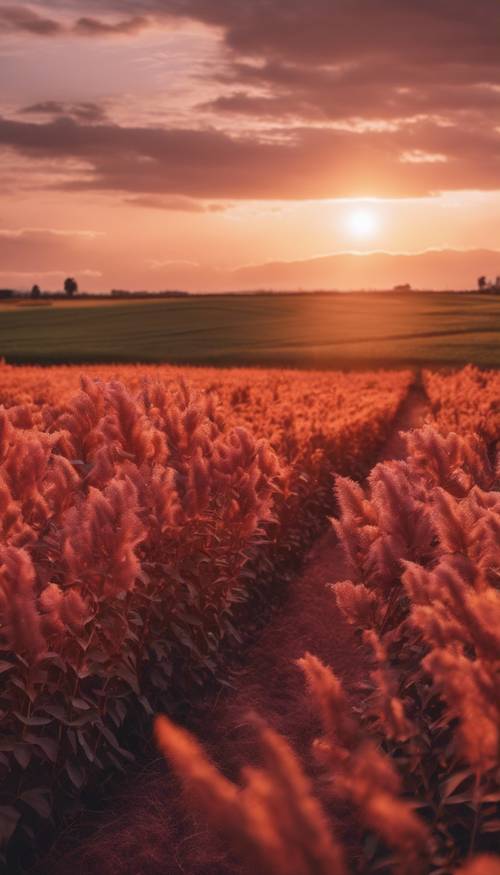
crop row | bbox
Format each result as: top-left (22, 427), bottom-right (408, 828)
top-left (423, 365), bottom-right (499, 442)
top-left (157, 418), bottom-right (500, 874)
top-left (0, 367), bottom-right (411, 865)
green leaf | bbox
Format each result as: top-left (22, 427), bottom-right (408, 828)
top-left (99, 726), bottom-right (134, 762)
top-left (138, 695), bottom-right (153, 716)
top-left (110, 665), bottom-right (140, 695)
top-left (106, 751), bottom-right (126, 774)
top-left (440, 769), bottom-right (473, 800)
top-left (71, 698), bottom-right (91, 711)
top-left (13, 712), bottom-right (52, 727)
top-left (76, 730), bottom-right (94, 763)
top-left (223, 618), bottom-right (242, 643)
top-left (38, 652), bottom-right (67, 672)
top-left (19, 788), bottom-right (51, 819)
top-left (444, 794), bottom-right (475, 806)
top-left (42, 703), bottom-right (66, 721)
top-left (25, 734), bottom-right (59, 764)
top-left (14, 744), bottom-right (31, 770)
top-left (0, 737), bottom-right (17, 753)
top-left (0, 806), bottom-right (20, 844)
top-left (65, 759), bottom-right (85, 790)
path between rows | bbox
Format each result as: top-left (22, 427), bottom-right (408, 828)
top-left (47, 381), bottom-right (432, 875)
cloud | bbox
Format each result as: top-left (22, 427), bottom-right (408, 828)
top-left (0, 228), bottom-right (103, 238)
top-left (73, 15), bottom-right (149, 36)
top-left (149, 258), bottom-right (200, 269)
top-left (400, 150), bottom-right (448, 165)
top-left (0, 268), bottom-right (102, 278)
top-left (20, 101), bottom-right (107, 124)
top-left (4, 1), bottom-right (500, 203)
top-left (1, 113), bottom-right (500, 200)
top-left (0, 5), bottom-right (63, 35)
top-left (0, 228), bottom-right (103, 274)
top-left (0, 4), bottom-right (150, 38)
top-left (7, 4), bottom-right (500, 135)
top-left (33, 0), bottom-right (500, 70)
top-left (124, 195), bottom-right (230, 212)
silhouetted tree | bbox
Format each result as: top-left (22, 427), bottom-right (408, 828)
top-left (477, 276), bottom-right (488, 291)
top-left (64, 277), bottom-right (78, 297)
top-left (31, 284), bottom-right (41, 299)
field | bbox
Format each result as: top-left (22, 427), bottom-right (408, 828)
top-left (1, 291), bottom-right (500, 367)
top-left (0, 362), bottom-right (498, 875)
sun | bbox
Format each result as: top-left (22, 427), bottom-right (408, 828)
top-left (345, 207), bottom-right (379, 239)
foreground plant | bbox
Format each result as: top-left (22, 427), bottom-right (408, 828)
top-left (0, 368), bottom-right (410, 863)
top-left (155, 658), bottom-right (498, 875)
top-left (156, 713), bottom-right (347, 875)
top-left (332, 425), bottom-right (500, 867)
top-left (156, 422), bottom-right (500, 875)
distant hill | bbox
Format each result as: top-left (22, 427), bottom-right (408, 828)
top-left (154, 248), bottom-right (500, 292)
top-left (226, 248), bottom-right (500, 292)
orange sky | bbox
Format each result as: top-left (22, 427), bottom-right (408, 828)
top-left (2, 2), bottom-right (500, 291)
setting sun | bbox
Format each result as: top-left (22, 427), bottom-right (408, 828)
top-left (345, 208), bottom-right (380, 239)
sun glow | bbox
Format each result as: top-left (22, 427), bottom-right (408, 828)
top-left (345, 207), bottom-right (380, 239)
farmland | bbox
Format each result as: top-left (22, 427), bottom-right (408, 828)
top-left (1, 291), bottom-right (500, 367)
top-left (0, 363), bottom-right (498, 875)
top-left (6, 1), bottom-right (500, 873)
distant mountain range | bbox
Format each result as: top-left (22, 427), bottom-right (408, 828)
top-left (229, 248), bottom-right (500, 291)
top-left (155, 248), bottom-right (500, 292)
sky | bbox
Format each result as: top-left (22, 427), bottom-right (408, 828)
top-left (2, 1), bottom-right (500, 291)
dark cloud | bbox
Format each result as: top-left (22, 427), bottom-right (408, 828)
top-left (18, 3), bottom-right (500, 129)
top-left (204, 59), bottom-right (500, 125)
top-left (20, 101), bottom-right (107, 124)
top-left (133, 0), bottom-right (500, 70)
top-left (0, 5), bottom-right (63, 35)
top-left (5, 1), bottom-right (500, 200)
top-left (1, 113), bottom-right (500, 200)
top-left (0, 4), bottom-right (150, 38)
top-left (73, 15), bottom-right (149, 36)
top-left (34, 0), bottom-right (500, 68)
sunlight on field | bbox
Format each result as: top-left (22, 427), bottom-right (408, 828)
top-left (0, 292), bottom-right (500, 367)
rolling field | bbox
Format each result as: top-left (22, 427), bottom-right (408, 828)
top-left (1, 291), bottom-right (500, 367)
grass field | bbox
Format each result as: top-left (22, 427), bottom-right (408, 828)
top-left (1, 291), bottom-right (499, 367)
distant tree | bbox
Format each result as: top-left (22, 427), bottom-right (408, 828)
top-left (477, 276), bottom-right (488, 291)
top-left (64, 277), bottom-right (78, 297)
top-left (31, 284), bottom-right (41, 299)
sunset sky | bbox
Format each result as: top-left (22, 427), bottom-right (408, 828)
top-left (2, 1), bottom-right (500, 291)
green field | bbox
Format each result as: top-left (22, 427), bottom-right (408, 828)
top-left (1, 291), bottom-right (499, 368)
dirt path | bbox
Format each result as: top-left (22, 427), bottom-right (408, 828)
top-left (48, 536), bottom-right (367, 875)
top-left (376, 379), bottom-right (432, 463)
top-left (47, 380), bottom-right (432, 875)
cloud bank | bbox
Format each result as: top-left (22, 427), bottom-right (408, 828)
top-left (2, 2), bottom-right (500, 201)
